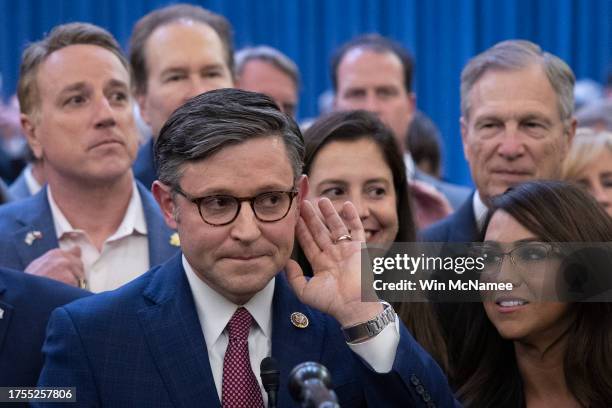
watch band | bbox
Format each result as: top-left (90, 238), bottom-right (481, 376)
top-left (342, 301), bottom-right (396, 344)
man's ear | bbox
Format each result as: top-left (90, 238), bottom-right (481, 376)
top-left (565, 117), bottom-right (577, 150)
top-left (407, 92), bottom-right (416, 115)
top-left (21, 113), bottom-right (43, 160)
top-left (297, 175), bottom-right (309, 201)
top-left (152, 181), bottom-right (178, 229)
top-left (295, 175), bottom-right (309, 217)
top-left (135, 93), bottom-right (152, 128)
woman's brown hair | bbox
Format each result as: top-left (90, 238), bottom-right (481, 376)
top-left (455, 180), bottom-right (612, 407)
top-left (297, 110), bottom-right (449, 373)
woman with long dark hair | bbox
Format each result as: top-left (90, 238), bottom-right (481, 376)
top-left (455, 180), bottom-right (612, 407)
top-left (298, 109), bottom-right (449, 372)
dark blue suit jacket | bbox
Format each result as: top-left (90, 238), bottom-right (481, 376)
top-left (0, 182), bottom-right (178, 272)
top-left (36, 254), bottom-right (460, 407)
top-left (7, 166), bottom-right (33, 201)
top-left (133, 139), bottom-right (157, 191)
top-left (0, 267), bottom-right (89, 388)
top-left (419, 192), bottom-right (481, 374)
top-left (419, 192), bottom-right (479, 243)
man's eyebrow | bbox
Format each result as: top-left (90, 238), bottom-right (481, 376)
top-left (200, 63), bottom-right (226, 71)
top-left (474, 114), bottom-right (502, 123)
top-left (58, 82), bottom-right (88, 94)
top-left (106, 79), bottom-right (129, 89)
top-left (519, 113), bottom-right (553, 125)
top-left (160, 66), bottom-right (188, 76)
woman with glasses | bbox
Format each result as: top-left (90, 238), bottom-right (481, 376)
top-left (454, 180), bottom-right (612, 407)
top-left (297, 110), bottom-right (449, 373)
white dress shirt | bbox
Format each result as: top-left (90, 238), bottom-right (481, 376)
top-left (403, 152), bottom-right (417, 181)
top-left (47, 183), bottom-right (149, 293)
top-left (24, 164), bottom-right (42, 196)
top-left (473, 190), bottom-right (489, 233)
top-left (183, 256), bottom-right (400, 404)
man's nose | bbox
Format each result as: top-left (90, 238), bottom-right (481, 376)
top-left (94, 97), bottom-right (117, 129)
top-left (229, 201), bottom-right (262, 243)
top-left (184, 77), bottom-right (216, 101)
top-left (497, 125), bottom-right (525, 159)
top-left (364, 93), bottom-right (382, 115)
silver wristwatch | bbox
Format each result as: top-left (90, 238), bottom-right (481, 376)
top-left (342, 302), bottom-right (396, 343)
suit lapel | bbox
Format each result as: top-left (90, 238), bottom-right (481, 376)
top-left (449, 192), bottom-right (480, 242)
top-left (137, 255), bottom-right (219, 408)
top-left (271, 274), bottom-right (326, 408)
top-left (137, 182), bottom-right (179, 268)
top-left (12, 188), bottom-right (60, 269)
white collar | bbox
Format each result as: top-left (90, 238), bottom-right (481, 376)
top-left (47, 181), bottom-right (147, 241)
top-left (183, 255), bottom-right (274, 347)
top-left (403, 152), bottom-right (416, 181)
top-left (23, 164), bottom-right (42, 196)
top-left (472, 190), bottom-right (489, 233)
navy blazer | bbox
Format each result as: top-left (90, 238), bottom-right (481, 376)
top-left (0, 267), bottom-right (89, 388)
top-left (0, 178), bottom-right (11, 204)
top-left (0, 181), bottom-right (178, 272)
top-left (36, 253), bottom-right (460, 407)
top-left (419, 192), bottom-right (479, 243)
top-left (419, 192), bottom-right (481, 372)
top-left (133, 139), bottom-right (157, 191)
top-left (7, 166), bottom-right (33, 201)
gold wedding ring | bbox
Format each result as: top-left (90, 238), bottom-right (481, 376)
top-left (333, 234), bottom-right (353, 244)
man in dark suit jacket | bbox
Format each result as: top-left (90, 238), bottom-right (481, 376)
top-left (4, 23), bottom-right (178, 291)
top-left (0, 183), bottom-right (178, 280)
top-left (419, 40), bottom-right (577, 375)
top-left (130, 4), bottom-right (236, 189)
top-left (420, 192), bottom-right (479, 243)
top-left (421, 40), bottom-right (576, 244)
top-left (37, 89), bottom-right (459, 407)
top-left (0, 267), bottom-right (89, 388)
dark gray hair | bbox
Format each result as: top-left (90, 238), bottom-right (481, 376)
top-left (235, 45), bottom-right (300, 89)
top-left (460, 40), bottom-right (575, 122)
top-left (155, 88), bottom-right (304, 188)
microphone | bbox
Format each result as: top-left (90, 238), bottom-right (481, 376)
top-left (260, 357), bottom-right (280, 408)
top-left (288, 362), bottom-right (340, 408)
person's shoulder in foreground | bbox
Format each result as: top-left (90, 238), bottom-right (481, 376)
top-left (0, 267), bottom-right (90, 388)
top-left (35, 252), bottom-right (460, 407)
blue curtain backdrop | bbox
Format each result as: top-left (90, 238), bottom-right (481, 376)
top-left (0, 0), bottom-right (610, 186)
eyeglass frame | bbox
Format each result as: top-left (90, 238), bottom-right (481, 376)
top-left (173, 185), bottom-right (299, 226)
top-left (476, 241), bottom-right (562, 273)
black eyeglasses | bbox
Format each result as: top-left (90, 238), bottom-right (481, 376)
top-left (174, 186), bottom-right (298, 226)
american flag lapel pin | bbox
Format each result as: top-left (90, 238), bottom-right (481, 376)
top-left (24, 230), bottom-right (43, 246)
